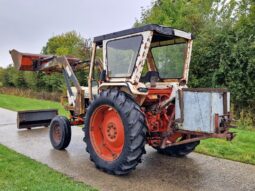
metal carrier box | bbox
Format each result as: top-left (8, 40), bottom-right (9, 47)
top-left (175, 88), bottom-right (230, 133)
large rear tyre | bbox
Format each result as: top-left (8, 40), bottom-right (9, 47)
top-left (155, 141), bottom-right (200, 157)
top-left (49, 116), bottom-right (71, 150)
top-left (84, 89), bottom-right (147, 175)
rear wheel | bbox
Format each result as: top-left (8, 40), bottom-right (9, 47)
top-left (155, 141), bottom-right (200, 157)
top-left (49, 116), bottom-right (71, 150)
top-left (84, 89), bottom-right (147, 175)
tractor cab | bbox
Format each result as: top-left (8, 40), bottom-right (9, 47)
top-left (92, 24), bottom-right (193, 97)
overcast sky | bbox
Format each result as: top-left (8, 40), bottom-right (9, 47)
top-left (0, 0), bottom-right (152, 67)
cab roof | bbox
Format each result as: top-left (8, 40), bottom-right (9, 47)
top-left (93, 24), bottom-right (194, 46)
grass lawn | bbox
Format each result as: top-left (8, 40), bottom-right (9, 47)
top-left (0, 94), bottom-right (96, 190)
top-left (0, 94), bottom-right (68, 116)
top-left (196, 128), bottom-right (255, 165)
top-left (0, 93), bottom-right (254, 166)
top-left (0, 144), bottom-right (96, 191)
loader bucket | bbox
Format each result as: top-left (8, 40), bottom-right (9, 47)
top-left (17, 109), bottom-right (58, 129)
top-left (9, 49), bottom-right (49, 71)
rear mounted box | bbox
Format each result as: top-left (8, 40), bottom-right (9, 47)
top-left (175, 88), bottom-right (230, 133)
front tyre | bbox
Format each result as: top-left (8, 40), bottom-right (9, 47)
top-left (49, 116), bottom-right (71, 150)
top-left (84, 89), bottom-right (147, 175)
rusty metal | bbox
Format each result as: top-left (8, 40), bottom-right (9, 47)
top-left (162, 130), bottom-right (235, 148)
top-left (215, 113), bottom-right (219, 133)
top-left (223, 92), bottom-right (228, 114)
top-left (9, 49), bottom-right (81, 72)
top-left (182, 39), bottom-right (193, 83)
top-left (146, 50), bottom-right (157, 71)
top-left (175, 90), bottom-right (184, 123)
top-left (88, 43), bottom-right (97, 101)
top-left (17, 109), bottom-right (58, 129)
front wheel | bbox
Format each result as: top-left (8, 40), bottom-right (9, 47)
top-left (84, 89), bottom-right (147, 175)
top-left (49, 116), bottom-right (71, 150)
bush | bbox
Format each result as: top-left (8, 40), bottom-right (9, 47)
top-left (236, 109), bottom-right (255, 130)
top-left (0, 87), bottom-right (63, 102)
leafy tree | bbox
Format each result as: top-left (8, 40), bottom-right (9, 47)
top-left (2, 65), bottom-right (16, 87)
top-left (0, 67), bottom-right (4, 86)
top-left (42, 31), bottom-right (91, 89)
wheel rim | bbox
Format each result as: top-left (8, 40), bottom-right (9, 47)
top-left (52, 124), bottom-right (62, 144)
top-left (89, 105), bottom-right (125, 161)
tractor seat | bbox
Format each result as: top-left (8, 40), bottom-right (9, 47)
top-left (140, 71), bottom-right (161, 85)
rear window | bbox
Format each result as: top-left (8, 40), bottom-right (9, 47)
top-left (152, 43), bottom-right (187, 79)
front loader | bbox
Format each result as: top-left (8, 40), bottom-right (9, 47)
top-left (10, 24), bottom-right (234, 175)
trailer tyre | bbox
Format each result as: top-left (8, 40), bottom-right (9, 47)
top-left (83, 89), bottom-right (147, 175)
top-left (49, 116), bottom-right (71, 150)
top-left (155, 141), bottom-right (200, 157)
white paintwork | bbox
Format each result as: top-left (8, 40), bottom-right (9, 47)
top-left (65, 66), bottom-right (72, 77)
top-left (174, 29), bottom-right (192, 39)
top-left (67, 86), bottom-right (98, 105)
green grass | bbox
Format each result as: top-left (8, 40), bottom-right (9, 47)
top-left (196, 128), bottom-right (255, 165)
top-left (0, 144), bottom-right (96, 191)
top-left (0, 94), bottom-right (95, 190)
top-left (0, 94), bottom-right (68, 116)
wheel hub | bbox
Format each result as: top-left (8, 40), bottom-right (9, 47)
top-left (107, 122), bottom-right (117, 141)
top-left (52, 125), bottom-right (61, 143)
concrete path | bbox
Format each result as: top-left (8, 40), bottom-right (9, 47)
top-left (0, 108), bottom-right (255, 191)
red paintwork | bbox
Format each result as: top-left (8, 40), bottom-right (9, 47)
top-left (20, 56), bottom-right (41, 70)
top-left (70, 116), bottom-right (84, 126)
top-left (13, 51), bottom-right (79, 71)
top-left (143, 87), bottom-right (182, 147)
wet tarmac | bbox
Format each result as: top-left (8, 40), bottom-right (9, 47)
top-left (0, 107), bottom-right (255, 191)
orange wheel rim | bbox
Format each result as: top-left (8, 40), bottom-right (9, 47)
top-left (89, 105), bottom-right (125, 161)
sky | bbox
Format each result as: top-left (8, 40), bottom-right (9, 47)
top-left (0, 0), bottom-right (152, 67)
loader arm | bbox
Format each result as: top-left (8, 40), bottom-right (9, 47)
top-left (45, 56), bottom-right (85, 115)
top-left (9, 50), bottom-right (88, 129)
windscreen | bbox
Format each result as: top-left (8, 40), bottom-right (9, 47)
top-left (106, 35), bottom-right (142, 77)
top-left (152, 43), bottom-right (187, 79)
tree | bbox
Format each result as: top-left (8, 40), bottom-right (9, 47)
top-left (0, 67), bottom-right (4, 86)
top-left (42, 31), bottom-right (91, 90)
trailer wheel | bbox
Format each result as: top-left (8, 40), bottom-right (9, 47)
top-left (49, 116), bottom-right (71, 150)
top-left (154, 141), bottom-right (200, 157)
top-left (84, 89), bottom-right (147, 175)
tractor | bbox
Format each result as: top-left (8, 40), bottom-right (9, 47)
top-left (10, 24), bottom-right (234, 175)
